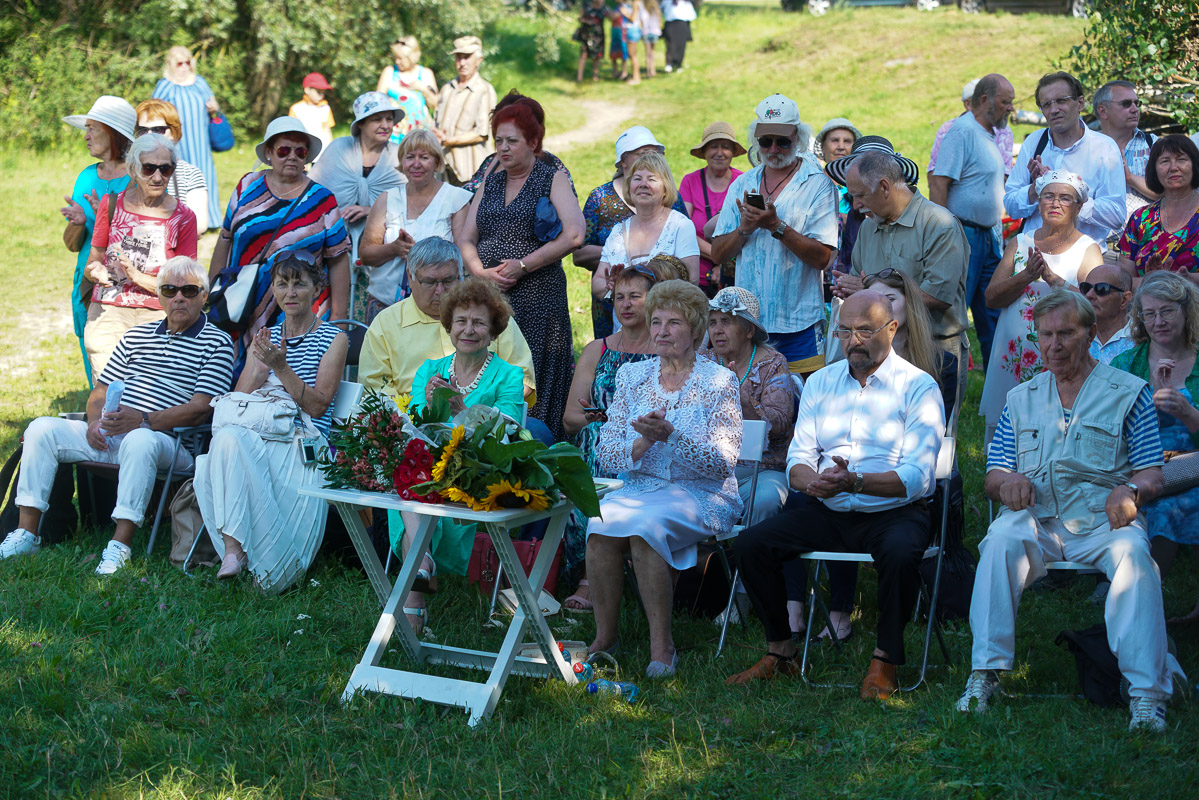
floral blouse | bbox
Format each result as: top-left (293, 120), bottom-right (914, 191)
top-left (699, 345), bottom-right (796, 471)
top-left (597, 358), bottom-right (744, 533)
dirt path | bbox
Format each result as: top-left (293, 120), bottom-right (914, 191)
top-left (543, 99), bottom-right (638, 154)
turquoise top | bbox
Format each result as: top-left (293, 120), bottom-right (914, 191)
top-left (410, 353), bottom-right (525, 421)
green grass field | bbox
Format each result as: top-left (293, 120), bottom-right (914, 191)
top-left (2, 4), bottom-right (1199, 798)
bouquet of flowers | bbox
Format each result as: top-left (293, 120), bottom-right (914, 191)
top-left (319, 388), bottom-right (600, 518)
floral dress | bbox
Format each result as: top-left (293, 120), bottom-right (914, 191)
top-left (979, 232), bottom-right (1096, 430)
top-left (1118, 199), bottom-right (1199, 276)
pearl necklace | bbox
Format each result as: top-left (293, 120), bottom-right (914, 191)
top-left (719, 343), bottom-right (758, 386)
top-left (451, 351), bottom-right (493, 395)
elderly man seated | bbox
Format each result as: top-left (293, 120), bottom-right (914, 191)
top-left (1084, 264), bottom-right (1135, 365)
top-left (726, 291), bottom-right (945, 699)
top-left (0, 257), bottom-right (234, 575)
top-left (958, 289), bottom-right (1175, 733)
top-left (358, 237), bottom-right (552, 441)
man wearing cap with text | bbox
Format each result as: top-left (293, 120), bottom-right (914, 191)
top-left (711, 94), bottom-right (839, 375)
top-left (434, 36), bottom-right (497, 186)
top-left (829, 137), bottom-right (970, 405)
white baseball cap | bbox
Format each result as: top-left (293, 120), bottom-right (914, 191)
top-left (63, 96), bottom-right (137, 143)
top-left (962, 78), bottom-right (980, 102)
top-left (614, 125), bottom-right (665, 167)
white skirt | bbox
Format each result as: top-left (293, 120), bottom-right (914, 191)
top-left (194, 426), bottom-right (329, 594)
top-left (586, 485), bottom-right (711, 570)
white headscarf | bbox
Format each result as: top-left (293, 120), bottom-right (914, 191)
top-left (1034, 169), bottom-right (1090, 203)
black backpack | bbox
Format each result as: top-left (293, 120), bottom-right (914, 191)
top-left (1056, 623), bottom-right (1128, 707)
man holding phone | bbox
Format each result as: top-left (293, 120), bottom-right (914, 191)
top-left (712, 94), bottom-right (839, 376)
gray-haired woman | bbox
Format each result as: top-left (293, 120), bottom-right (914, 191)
top-left (82, 133), bottom-right (198, 377)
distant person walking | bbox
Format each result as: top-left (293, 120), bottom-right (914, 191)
top-left (661, 0), bottom-right (698, 73)
top-left (153, 45), bottom-right (221, 229)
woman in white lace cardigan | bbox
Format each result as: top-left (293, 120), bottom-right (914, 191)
top-left (586, 279), bottom-right (743, 678)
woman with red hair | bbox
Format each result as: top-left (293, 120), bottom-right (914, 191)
top-left (458, 94), bottom-right (585, 439)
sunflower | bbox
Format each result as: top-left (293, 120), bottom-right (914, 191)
top-left (431, 425), bottom-right (466, 483)
top-left (442, 486), bottom-right (487, 512)
top-left (481, 479), bottom-right (551, 512)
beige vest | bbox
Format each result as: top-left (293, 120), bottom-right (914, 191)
top-left (1002, 362), bottom-right (1146, 534)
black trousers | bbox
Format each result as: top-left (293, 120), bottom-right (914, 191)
top-left (735, 494), bottom-right (929, 664)
top-left (663, 20), bottom-right (691, 68)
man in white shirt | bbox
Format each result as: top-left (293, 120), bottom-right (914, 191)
top-left (725, 291), bottom-right (945, 699)
top-left (1094, 80), bottom-right (1159, 227)
top-left (661, 0), bottom-right (698, 73)
top-left (1004, 71), bottom-right (1126, 251)
top-left (1084, 264), bottom-right (1135, 364)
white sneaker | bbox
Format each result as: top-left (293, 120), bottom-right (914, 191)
top-left (94, 540), bottom-right (132, 576)
top-left (957, 669), bottom-right (1001, 713)
top-left (1128, 697), bottom-right (1167, 733)
top-left (0, 528), bottom-right (41, 559)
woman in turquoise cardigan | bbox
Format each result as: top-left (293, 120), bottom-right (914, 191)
top-left (399, 277), bottom-right (525, 634)
top-left (1112, 272), bottom-right (1199, 622)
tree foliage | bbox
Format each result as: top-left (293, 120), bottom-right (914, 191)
top-left (0, 0), bottom-right (501, 149)
top-left (1065, 0), bottom-right (1199, 131)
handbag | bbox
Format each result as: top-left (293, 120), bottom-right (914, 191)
top-left (467, 532), bottom-right (564, 598)
top-left (211, 391), bottom-right (297, 441)
top-left (533, 196), bottom-right (562, 243)
top-left (168, 479), bottom-right (218, 568)
top-left (209, 112), bottom-right (235, 153)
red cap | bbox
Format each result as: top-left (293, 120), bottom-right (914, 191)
top-left (302, 72), bottom-right (332, 90)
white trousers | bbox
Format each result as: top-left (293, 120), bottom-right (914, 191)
top-left (736, 467), bottom-right (789, 528)
top-left (970, 509), bottom-right (1173, 699)
top-left (15, 417), bottom-right (191, 526)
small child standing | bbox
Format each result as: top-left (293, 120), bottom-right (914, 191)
top-left (640, 0), bottom-right (663, 79)
top-left (573, 0), bottom-right (607, 83)
top-left (288, 73), bottom-right (335, 154)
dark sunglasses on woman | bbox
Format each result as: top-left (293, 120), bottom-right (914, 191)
top-left (140, 162), bottom-right (176, 177)
top-left (135, 125), bottom-right (171, 137)
top-left (1078, 281), bottom-right (1122, 297)
top-left (160, 284), bottom-right (203, 298)
top-left (275, 145), bottom-right (308, 160)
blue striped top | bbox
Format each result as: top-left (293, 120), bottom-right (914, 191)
top-left (987, 384), bottom-right (1162, 471)
top-left (269, 320), bottom-right (342, 437)
top-left (152, 75), bottom-right (220, 227)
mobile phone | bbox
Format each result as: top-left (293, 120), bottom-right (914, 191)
top-left (582, 407), bottom-right (603, 414)
top-left (745, 191), bottom-right (766, 210)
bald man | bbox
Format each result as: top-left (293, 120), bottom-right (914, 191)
top-left (726, 291), bottom-right (946, 699)
top-left (1083, 265), bottom-right (1135, 364)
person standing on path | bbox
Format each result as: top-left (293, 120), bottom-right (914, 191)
top-left (661, 0), bottom-right (698, 73)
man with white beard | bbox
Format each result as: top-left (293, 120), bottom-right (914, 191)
top-left (712, 94), bottom-right (840, 375)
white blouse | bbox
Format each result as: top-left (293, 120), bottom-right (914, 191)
top-left (369, 182), bottom-right (471, 304)
top-left (599, 209), bottom-right (699, 268)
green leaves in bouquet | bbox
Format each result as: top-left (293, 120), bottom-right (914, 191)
top-left (533, 444), bottom-right (601, 519)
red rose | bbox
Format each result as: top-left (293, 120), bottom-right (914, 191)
top-left (394, 464), bottom-right (414, 490)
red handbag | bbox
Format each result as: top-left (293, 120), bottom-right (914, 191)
top-left (467, 533), bottom-right (564, 598)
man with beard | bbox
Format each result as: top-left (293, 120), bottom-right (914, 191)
top-left (929, 73), bottom-right (1014, 373)
top-left (711, 94), bottom-right (839, 375)
top-left (725, 290), bottom-right (945, 699)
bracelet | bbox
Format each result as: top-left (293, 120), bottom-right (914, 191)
top-left (737, 228), bottom-right (752, 238)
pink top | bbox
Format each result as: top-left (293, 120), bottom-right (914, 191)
top-left (679, 166), bottom-right (743, 287)
top-left (90, 192), bottom-right (198, 309)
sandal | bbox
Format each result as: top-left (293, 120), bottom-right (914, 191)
top-left (412, 555), bottom-right (438, 595)
top-left (563, 579), bottom-right (594, 613)
top-left (403, 605), bottom-right (427, 637)
top-left (814, 611), bottom-right (854, 644)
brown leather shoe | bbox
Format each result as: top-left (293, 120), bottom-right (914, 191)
top-left (725, 652), bottom-right (800, 685)
top-left (860, 657), bottom-right (899, 700)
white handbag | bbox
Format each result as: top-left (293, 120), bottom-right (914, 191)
top-left (211, 391), bottom-right (298, 441)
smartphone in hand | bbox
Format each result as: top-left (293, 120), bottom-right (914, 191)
top-left (745, 191), bottom-right (766, 210)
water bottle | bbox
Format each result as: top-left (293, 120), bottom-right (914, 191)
top-left (573, 661), bottom-right (594, 683)
top-left (586, 679), bottom-right (639, 703)
top-left (557, 642), bottom-right (573, 664)
top-left (102, 380), bottom-right (125, 444)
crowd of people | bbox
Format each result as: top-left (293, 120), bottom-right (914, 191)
top-left (11, 32), bottom-right (1199, 734)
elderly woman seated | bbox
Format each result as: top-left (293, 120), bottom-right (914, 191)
top-left (587, 279), bottom-right (743, 677)
top-left (0, 257), bottom-right (234, 574)
top-left (399, 277), bottom-right (526, 633)
top-left (194, 251), bottom-right (349, 592)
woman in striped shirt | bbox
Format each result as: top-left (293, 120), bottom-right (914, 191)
top-left (195, 251), bottom-right (348, 592)
top-left (152, 46), bottom-right (221, 228)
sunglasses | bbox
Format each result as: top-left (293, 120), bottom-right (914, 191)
top-left (160, 284), bottom-right (203, 298)
top-left (277, 250), bottom-right (317, 266)
top-left (1078, 281), bottom-right (1123, 297)
top-left (140, 162), bottom-right (176, 177)
top-left (757, 136), bottom-right (793, 150)
top-left (1112, 99), bottom-right (1141, 109)
top-left (135, 125), bottom-right (171, 137)
top-left (274, 145), bottom-right (308, 160)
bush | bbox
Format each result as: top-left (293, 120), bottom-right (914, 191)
top-left (1064, 0), bottom-right (1198, 131)
top-left (0, 0), bottom-right (502, 149)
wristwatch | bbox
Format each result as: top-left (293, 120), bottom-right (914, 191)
top-left (771, 222), bottom-right (788, 240)
top-left (1125, 482), bottom-right (1140, 504)
top-left (519, 259), bottom-right (529, 273)
top-left (140, 411), bottom-right (151, 429)
top-left (851, 471), bottom-right (865, 493)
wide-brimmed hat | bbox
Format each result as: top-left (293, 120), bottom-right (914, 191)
top-left (1035, 169), bottom-right (1090, 203)
top-left (63, 96), bottom-right (137, 143)
top-left (450, 35), bottom-right (483, 56)
top-left (709, 286), bottom-right (768, 344)
top-left (256, 117), bottom-right (323, 164)
top-left (825, 135), bottom-right (920, 187)
top-left (614, 125), bottom-right (665, 167)
top-left (350, 91), bottom-right (404, 137)
top-left (813, 118), bottom-right (862, 160)
top-left (302, 72), bottom-right (332, 90)
top-left (690, 121), bottom-right (747, 160)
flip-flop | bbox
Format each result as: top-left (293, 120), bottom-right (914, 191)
top-left (563, 579), bottom-right (594, 613)
top-left (412, 556), bottom-right (438, 595)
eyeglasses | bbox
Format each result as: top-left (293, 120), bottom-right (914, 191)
top-left (863, 268), bottom-right (899, 287)
top-left (1112, 99), bottom-right (1141, 109)
top-left (757, 136), bottom-right (793, 150)
top-left (416, 276), bottom-right (458, 290)
top-left (1038, 193), bottom-right (1077, 207)
top-left (160, 284), bottom-right (203, 298)
top-left (1079, 282), bottom-right (1124, 297)
top-left (1038, 95), bottom-right (1078, 111)
top-left (135, 125), bottom-right (171, 137)
top-left (274, 145), bottom-right (309, 160)
top-left (831, 321), bottom-right (893, 341)
top-left (1139, 307), bottom-right (1180, 324)
top-left (140, 162), bottom-right (176, 177)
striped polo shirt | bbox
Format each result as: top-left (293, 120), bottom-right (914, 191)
top-left (98, 316), bottom-right (234, 412)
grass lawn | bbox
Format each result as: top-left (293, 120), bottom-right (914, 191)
top-left (3, 4), bottom-right (1199, 798)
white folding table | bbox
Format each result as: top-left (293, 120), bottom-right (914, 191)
top-left (300, 479), bottom-right (622, 726)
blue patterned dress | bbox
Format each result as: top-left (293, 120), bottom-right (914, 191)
top-left (153, 76), bottom-right (220, 227)
top-left (1144, 387), bottom-right (1199, 545)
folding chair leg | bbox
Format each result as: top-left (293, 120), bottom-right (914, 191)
top-left (716, 567), bottom-right (740, 657)
top-left (182, 524), bottom-right (207, 578)
top-left (146, 436), bottom-right (185, 556)
top-left (487, 563), bottom-right (505, 618)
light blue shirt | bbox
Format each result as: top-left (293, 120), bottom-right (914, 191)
top-left (933, 113), bottom-right (1007, 228)
top-left (1089, 322), bottom-right (1136, 365)
top-left (714, 158), bottom-right (839, 334)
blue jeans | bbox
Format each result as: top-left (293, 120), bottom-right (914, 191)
top-left (962, 223), bottom-right (1002, 372)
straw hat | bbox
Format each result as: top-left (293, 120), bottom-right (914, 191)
top-left (62, 96), bottom-right (137, 143)
top-left (690, 121), bottom-right (747, 160)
